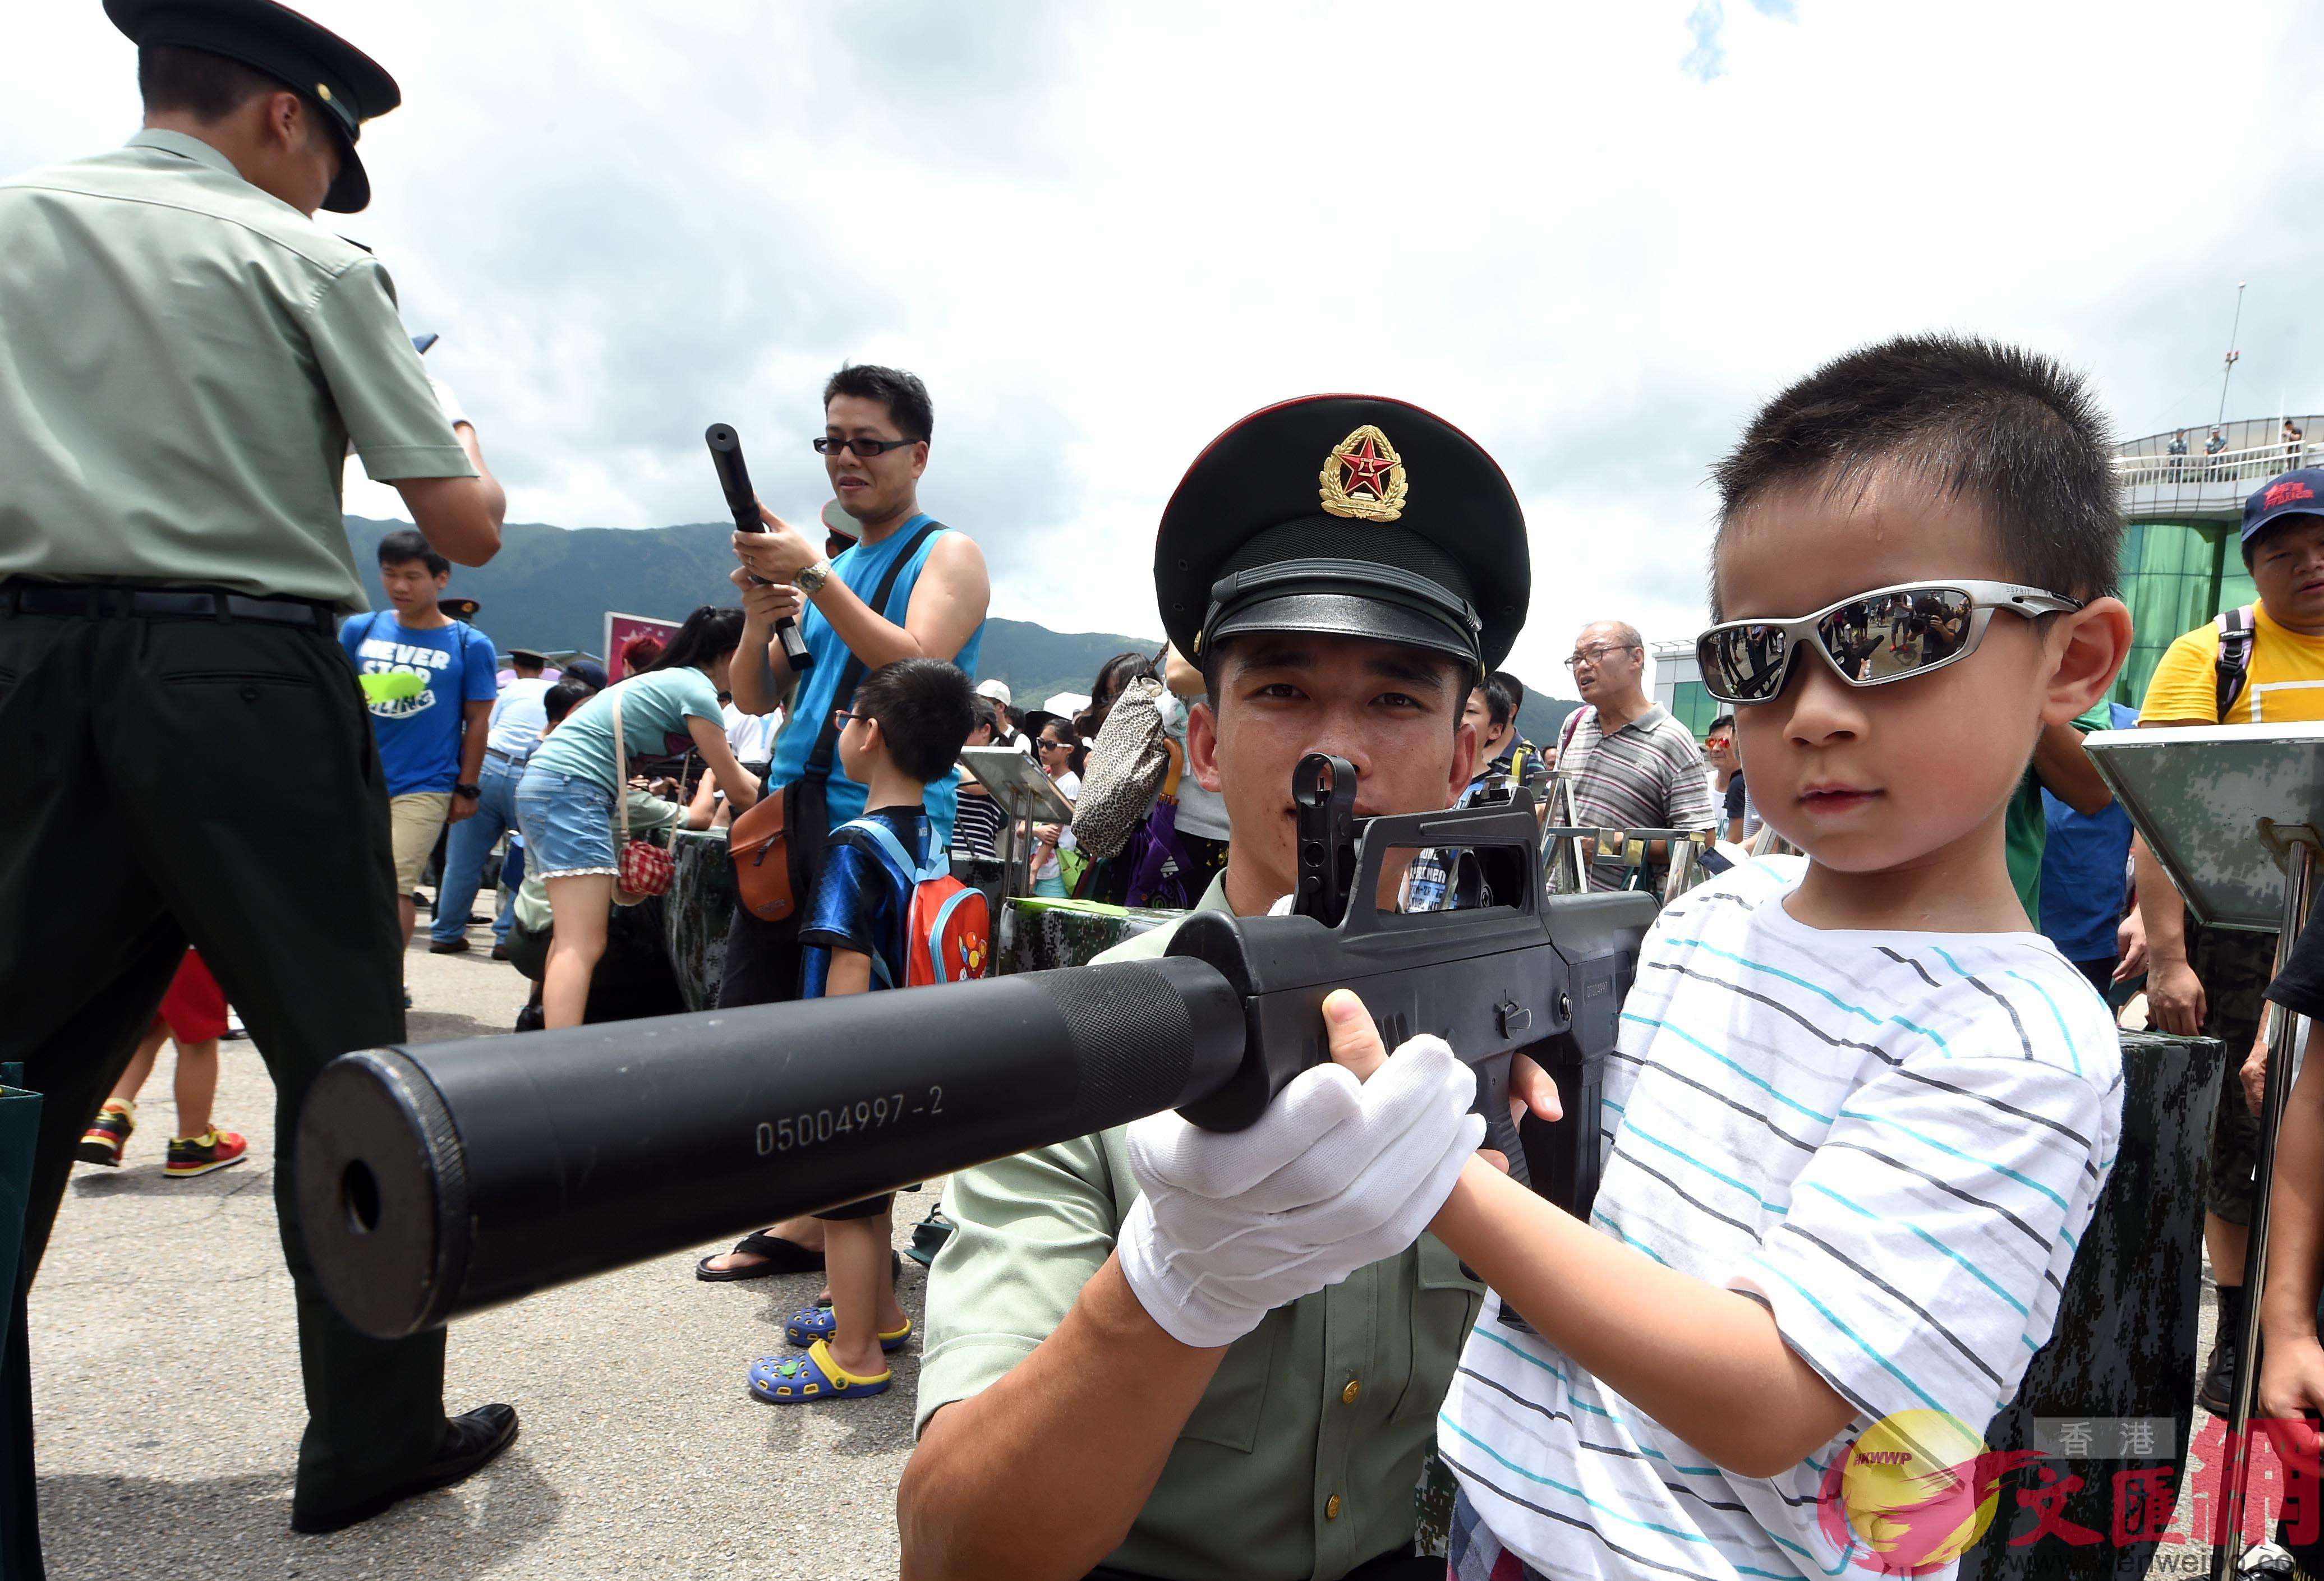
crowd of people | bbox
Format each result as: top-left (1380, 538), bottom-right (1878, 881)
top-left (15, 5), bottom-right (2324, 1581)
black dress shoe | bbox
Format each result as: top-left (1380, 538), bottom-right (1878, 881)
top-left (2198, 1334), bottom-right (2242, 1416)
top-left (289, 1403), bottom-right (519, 1534)
top-left (489, 941), bottom-right (513, 961)
top-left (427, 937), bottom-right (471, 955)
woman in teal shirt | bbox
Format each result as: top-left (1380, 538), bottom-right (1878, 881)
top-left (518, 606), bottom-right (761, 1028)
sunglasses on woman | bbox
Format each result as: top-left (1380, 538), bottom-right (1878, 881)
top-left (1695, 580), bottom-right (2083, 706)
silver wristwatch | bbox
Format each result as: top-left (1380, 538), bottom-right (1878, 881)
top-left (794, 558), bottom-right (832, 596)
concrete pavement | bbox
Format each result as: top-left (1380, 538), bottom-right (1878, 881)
top-left (25, 914), bottom-right (2257, 1580)
top-left (34, 922), bottom-right (930, 1580)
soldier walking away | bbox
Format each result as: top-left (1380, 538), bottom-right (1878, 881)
top-left (0, 0), bottom-right (514, 1566)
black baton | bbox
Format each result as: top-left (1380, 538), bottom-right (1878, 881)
top-left (706, 423), bottom-right (813, 674)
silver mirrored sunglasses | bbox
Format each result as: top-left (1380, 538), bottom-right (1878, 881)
top-left (1696, 580), bottom-right (2083, 705)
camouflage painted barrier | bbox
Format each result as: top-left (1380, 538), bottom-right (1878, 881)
top-left (665, 830), bottom-right (735, 1012)
top-left (998, 895), bottom-right (1177, 975)
top-left (1959, 1030), bottom-right (2219, 1578)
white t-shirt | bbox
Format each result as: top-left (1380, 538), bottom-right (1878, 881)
top-left (1441, 856), bottom-right (2121, 1580)
top-left (1033, 768), bottom-right (1080, 881)
top-left (724, 700), bottom-right (779, 766)
top-left (485, 676), bottom-right (553, 760)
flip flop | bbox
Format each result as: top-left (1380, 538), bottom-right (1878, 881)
top-left (785, 1308), bottom-right (911, 1350)
top-left (695, 1232), bottom-right (824, 1283)
top-left (748, 1339), bottom-right (891, 1404)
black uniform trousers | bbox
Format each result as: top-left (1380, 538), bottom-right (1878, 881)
top-left (0, 605), bottom-right (448, 1571)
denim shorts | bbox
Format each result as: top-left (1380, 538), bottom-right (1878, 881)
top-left (514, 767), bottom-right (618, 879)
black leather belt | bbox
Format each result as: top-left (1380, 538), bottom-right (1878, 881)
top-left (3, 582), bottom-right (335, 632)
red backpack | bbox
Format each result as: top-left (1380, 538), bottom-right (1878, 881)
top-left (834, 817), bottom-right (992, 987)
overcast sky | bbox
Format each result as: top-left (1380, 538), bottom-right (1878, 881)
top-left (12, 1), bottom-right (2320, 695)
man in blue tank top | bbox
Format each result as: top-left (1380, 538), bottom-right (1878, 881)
top-left (703, 365), bottom-right (988, 1279)
top-left (718, 363), bottom-right (988, 992)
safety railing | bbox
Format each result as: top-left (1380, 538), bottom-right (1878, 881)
top-left (2112, 439), bottom-right (2316, 492)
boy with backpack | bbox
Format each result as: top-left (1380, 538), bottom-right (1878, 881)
top-left (748, 657), bottom-right (982, 1405)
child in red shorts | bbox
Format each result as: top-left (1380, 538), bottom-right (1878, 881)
top-left (75, 948), bottom-right (249, 1177)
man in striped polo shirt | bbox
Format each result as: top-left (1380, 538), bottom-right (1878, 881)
top-left (1558, 621), bottom-right (1718, 889)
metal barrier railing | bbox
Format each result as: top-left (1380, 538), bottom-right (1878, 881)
top-left (2111, 438), bottom-right (2315, 492)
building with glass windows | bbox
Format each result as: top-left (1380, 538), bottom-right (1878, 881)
top-left (1648, 416), bottom-right (2321, 736)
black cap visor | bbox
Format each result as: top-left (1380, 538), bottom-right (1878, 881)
top-left (1202, 559), bottom-right (1483, 669)
top-left (319, 124), bottom-right (367, 211)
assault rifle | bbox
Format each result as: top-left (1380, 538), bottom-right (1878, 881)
top-left (296, 756), bottom-right (1655, 1340)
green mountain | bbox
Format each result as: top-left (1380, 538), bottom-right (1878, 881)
top-left (342, 517), bottom-right (1158, 707)
top-left (1517, 694), bottom-right (1580, 749)
top-left (342, 515), bottom-right (1575, 738)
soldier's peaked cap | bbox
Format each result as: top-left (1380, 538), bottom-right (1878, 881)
top-left (1154, 395), bottom-right (1529, 673)
top-left (108, 0), bottom-right (401, 213)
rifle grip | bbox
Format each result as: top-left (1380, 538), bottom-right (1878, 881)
top-left (1476, 1056), bottom-right (1534, 1193)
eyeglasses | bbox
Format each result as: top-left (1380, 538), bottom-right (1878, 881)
top-left (1564, 642), bottom-right (1639, 670)
top-left (1695, 580), bottom-right (2083, 705)
top-left (830, 707), bottom-right (868, 731)
top-left (813, 435), bottom-right (918, 457)
top-left (1037, 736), bottom-right (1073, 751)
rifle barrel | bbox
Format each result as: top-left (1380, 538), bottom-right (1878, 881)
top-left (297, 957), bottom-right (1244, 1340)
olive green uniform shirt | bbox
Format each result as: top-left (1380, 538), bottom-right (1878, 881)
top-left (918, 872), bottom-right (1486, 1581)
top-left (0, 130), bottom-right (474, 612)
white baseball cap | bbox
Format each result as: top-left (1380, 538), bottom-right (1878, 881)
top-left (974, 678), bottom-right (1011, 706)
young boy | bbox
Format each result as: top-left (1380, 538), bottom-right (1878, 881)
top-left (75, 948), bottom-right (247, 1177)
top-left (340, 529), bottom-right (500, 956)
top-left (748, 657), bottom-right (977, 1404)
top-left (1425, 335), bottom-right (2135, 1577)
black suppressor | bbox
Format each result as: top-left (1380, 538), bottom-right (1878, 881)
top-left (705, 422), bottom-right (813, 674)
top-left (297, 765), bottom-right (1654, 1342)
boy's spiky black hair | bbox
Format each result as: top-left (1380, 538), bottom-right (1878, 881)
top-left (854, 658), bottom-right (977, 785)
top-left (1711, 334), bottom-right (2121, 616)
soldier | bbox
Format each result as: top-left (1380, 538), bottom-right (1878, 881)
top-left (900, 396), bottom-right (1544, 1581)
top-left (0, 0), bottom-right (514, 1562)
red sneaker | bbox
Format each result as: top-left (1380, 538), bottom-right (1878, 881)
top-left (76, 1102), bottom-right (135, 1167)
top-left (165, 1129), bottom-right (248, 1178)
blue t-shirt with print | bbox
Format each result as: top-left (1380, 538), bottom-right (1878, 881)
top-left (798, 805), bottom-right (929, 998)
top-left (340, 613), bottom-right (500, 796)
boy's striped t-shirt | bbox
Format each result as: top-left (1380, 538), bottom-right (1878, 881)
top-left (1439, 856), bottom-right (2123, 1580)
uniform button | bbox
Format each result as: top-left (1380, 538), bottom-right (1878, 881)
top-left (241, 686), bottom-right (259, 702)
top-left (1342, 1379), bottom-right (1361, 1405)
top-left (1325, 1494), bottom-right (1342, 1521)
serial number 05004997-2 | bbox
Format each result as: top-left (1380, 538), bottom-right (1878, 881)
top-left (756, 1087), bottom-right (945, 1155)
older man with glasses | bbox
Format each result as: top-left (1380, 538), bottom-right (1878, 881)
top-left (1556, 620), bottom-right (1717, 890)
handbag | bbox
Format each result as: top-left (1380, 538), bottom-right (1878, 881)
top-left (728, 519), bottom-right (945, 920)
top-left (1067, 675), bottom-right (1169, 859)
top-left (609, 688), bottom-right (674, 907)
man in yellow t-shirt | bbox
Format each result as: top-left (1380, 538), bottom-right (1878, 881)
top-left (2133, 467), bottom-right (2324, 1418)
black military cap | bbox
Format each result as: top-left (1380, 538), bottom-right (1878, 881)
top-left (507, 646), bottom-right (549, 665)
top-left (107, 0), bottom-right (401, 213)
top-left (1154, 395), bottom-right (1529, 674)
top-left (439, 595), bottom-right (480, 621)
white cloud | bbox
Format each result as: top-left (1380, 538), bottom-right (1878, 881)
top-left (10, 0), bottom-right (2320, 698)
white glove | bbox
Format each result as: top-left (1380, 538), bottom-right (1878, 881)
top-left (429, 376), bottom-right (470, 431)
top-left (1117, 1018), bottom-right (1484, 1349)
